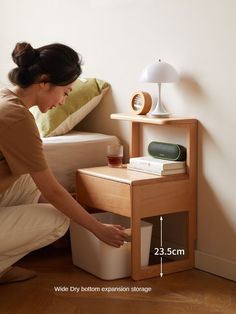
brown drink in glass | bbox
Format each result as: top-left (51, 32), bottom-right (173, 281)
top-left (107, 144), bottom-right (123, 167)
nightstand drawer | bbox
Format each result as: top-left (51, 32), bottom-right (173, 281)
top-left (77, 173), bottom-right (131, 217)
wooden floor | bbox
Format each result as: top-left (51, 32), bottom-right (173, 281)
top-left (0, 246), bottom-right (235, 314)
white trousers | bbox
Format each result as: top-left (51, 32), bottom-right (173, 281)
top-left (0, 174), bottom-right (70, 273)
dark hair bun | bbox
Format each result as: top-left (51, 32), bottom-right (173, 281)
top-left (9, 42), bottom-right (82, 88)
top-left (12, 42), bottom-right (39, 67)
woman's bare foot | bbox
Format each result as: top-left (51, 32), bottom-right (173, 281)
top-left (0, 266), bottom-right (37, 284)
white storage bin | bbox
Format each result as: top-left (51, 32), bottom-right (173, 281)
top-left (70, 212), bottom-right (153, 280)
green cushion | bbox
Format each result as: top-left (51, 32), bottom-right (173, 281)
top-left (30, 78), bottom-right (110, 137)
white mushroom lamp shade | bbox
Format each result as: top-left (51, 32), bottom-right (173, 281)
top-left (140, 60), bottom-right (179, 117)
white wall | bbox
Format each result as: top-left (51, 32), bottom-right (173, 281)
top-left (0, 0), bottom-right (235, 280)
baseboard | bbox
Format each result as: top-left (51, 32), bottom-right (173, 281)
top-left (195, 250), bottom-right (236, 282)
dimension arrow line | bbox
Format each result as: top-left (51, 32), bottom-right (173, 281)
top-left (160, 257), bottom-right (163, 278)
top-left (160, 216), bottom-right (163, 247)
top-left (160, 216), bottom-right (163, 278)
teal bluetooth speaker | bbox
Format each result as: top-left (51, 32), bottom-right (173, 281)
top-left (148, 141), bottom-right (186, 161)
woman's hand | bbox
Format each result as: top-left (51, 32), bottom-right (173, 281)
top-left (94, 223), bottom-right (130, 248)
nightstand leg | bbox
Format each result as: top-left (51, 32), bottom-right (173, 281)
top-left (131, 213), bottom-right (142, 280)
top-left (130, 122), bottom-right (140, 157)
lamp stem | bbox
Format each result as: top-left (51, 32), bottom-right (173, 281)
top-left (158, 82), bottom-right (161, 108)
top-left (149, 82), bottom-right (170, 117)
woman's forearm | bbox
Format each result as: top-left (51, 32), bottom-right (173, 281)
top-left (31, 169), bottom-right (128, 247)
top-left (44, 183), bottom-right (101, 235)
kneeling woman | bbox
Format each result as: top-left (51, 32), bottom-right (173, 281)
top-left (0, 42), bottom-right (128, 284)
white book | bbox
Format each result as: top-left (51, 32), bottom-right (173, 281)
top-left (127, 164), bottom-right (186, 176)
top-left (129, 156), bottom-right (185, 171)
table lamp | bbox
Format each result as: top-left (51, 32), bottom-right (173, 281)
top-left (140, 59), bottom-right (179, 117)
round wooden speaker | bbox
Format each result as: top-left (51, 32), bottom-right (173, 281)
top-left (130, 91), bottom-right (152, 115)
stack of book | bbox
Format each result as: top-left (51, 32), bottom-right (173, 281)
top-left (127, 156), bottom-right (186, 176)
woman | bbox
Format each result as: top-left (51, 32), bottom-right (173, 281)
top-left (0, 42), bottom-right (128, 284)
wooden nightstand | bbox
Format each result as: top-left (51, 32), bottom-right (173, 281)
top-left (76, 114), bottom-right (198, 280)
